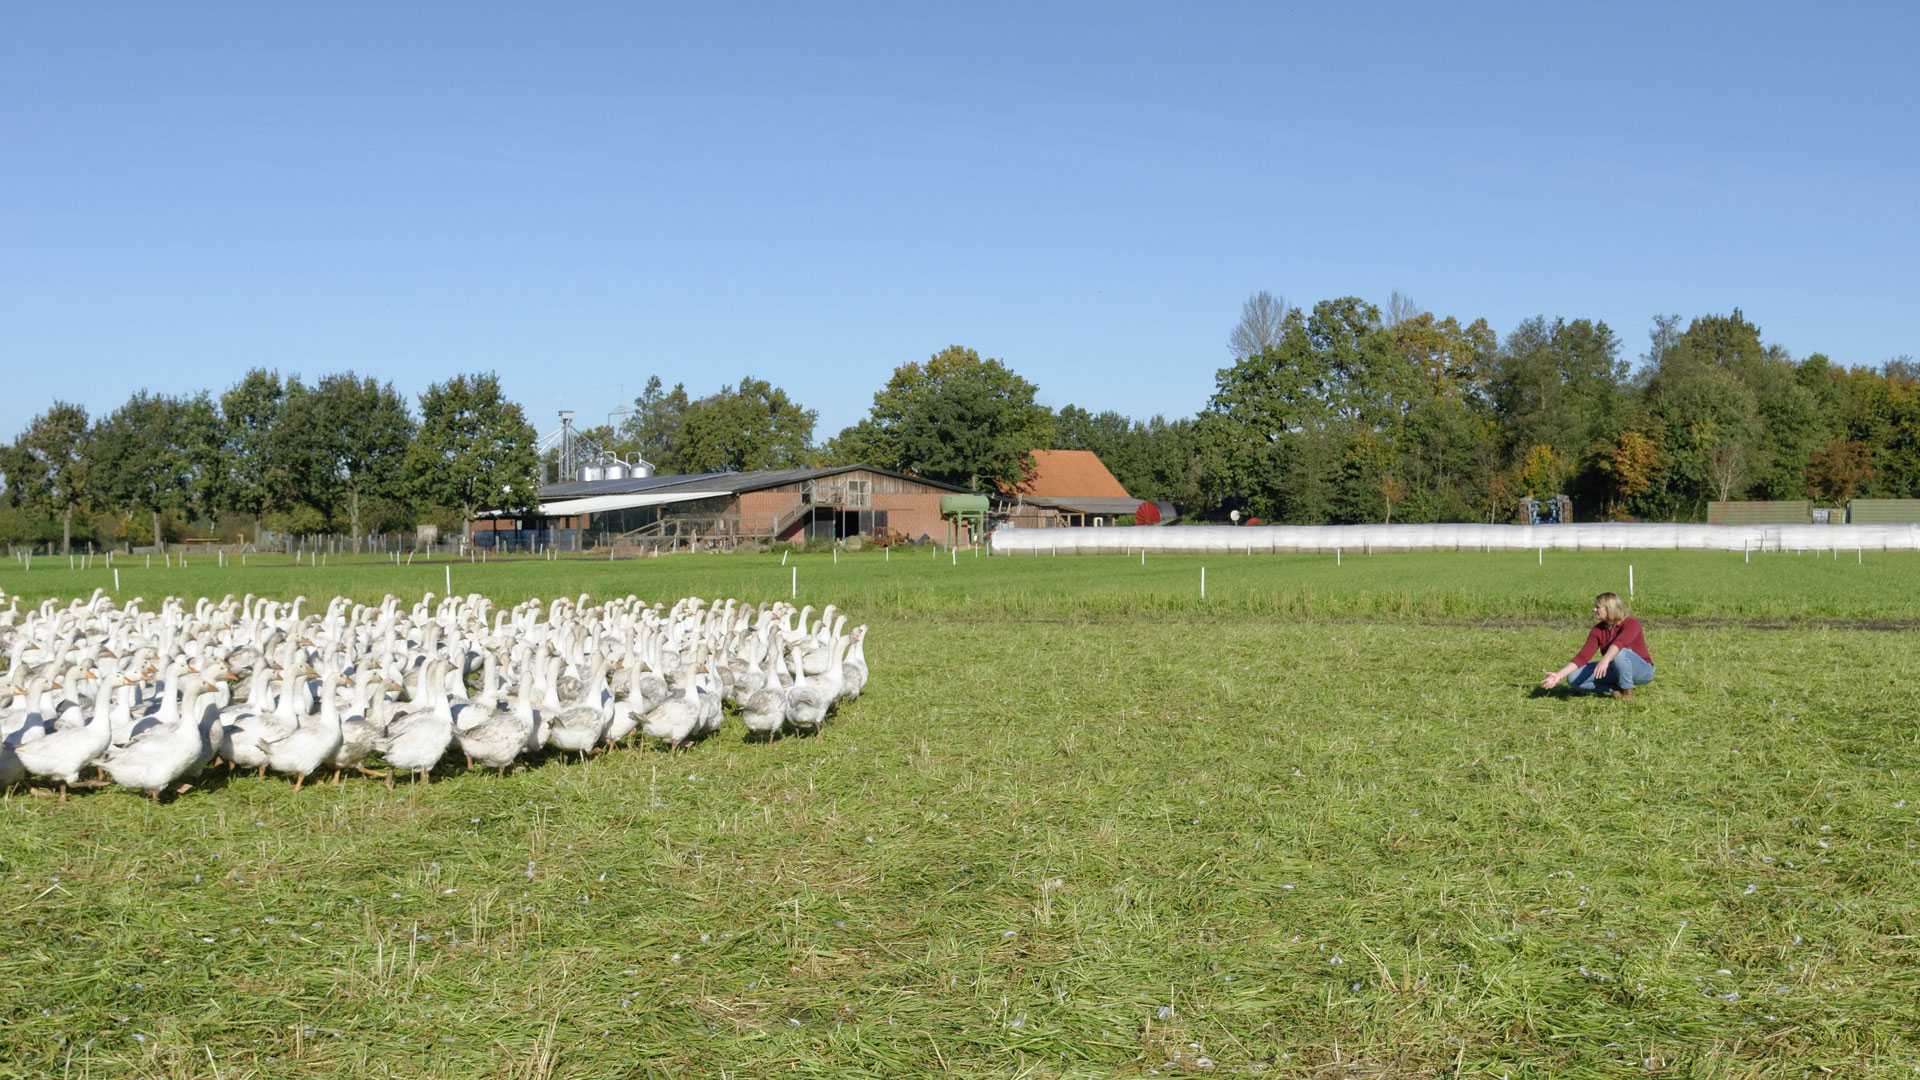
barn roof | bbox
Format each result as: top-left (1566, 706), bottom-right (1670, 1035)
top-left (492, 463), bottom-right (974, 517)
top-left (1008, 450), bottom-right (1132, 499)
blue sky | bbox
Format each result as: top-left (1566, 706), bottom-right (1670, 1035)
top-left (4, 2), bottom-right (1915, 445)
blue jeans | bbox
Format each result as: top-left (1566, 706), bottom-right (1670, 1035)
top-left (1569, 648), bottom-right (1654, 694)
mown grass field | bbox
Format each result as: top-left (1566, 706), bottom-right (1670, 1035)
top-left (2, 549), bottom-right (1917, 1077)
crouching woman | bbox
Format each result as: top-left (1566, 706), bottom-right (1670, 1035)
top-left (1540, 592), bottom-right (1654, 698)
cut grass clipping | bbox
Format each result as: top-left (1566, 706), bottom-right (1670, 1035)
top-left (1, 550), bottom-right (1916, 1077)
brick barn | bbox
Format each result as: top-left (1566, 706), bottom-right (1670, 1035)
top-left (473, 465), bottom-right (972, 551)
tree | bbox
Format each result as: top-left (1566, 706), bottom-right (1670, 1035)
top-left (1492, 316), bottom-right (1629, 472)
top-left (1706, 434), bottom-right (1750, 502)
top-left (1201, 306), bottom-right (1321, 519)
top-left (1384, 290), bottom-right (1423, 328)
top-left (276, 373), bottom-right (415, 547)
top-left (408, 372), bottom-right (539, 540)
top-left (1641, 313), bottom-right (1767, 513)
top-left (841, 346), bottom-right (1054, 490)
top-left (89, 392), bottom-right (220, 552)
top-left (671, 377), bottom-right (816, 473)
top-left (219, 369), bottom-right (293, 543)
top-left (11, 403), bottom-right (94, 554)
top-left (1598, 429), bottom-right (1661, 517)
top-left (1514, 443), bottom-right (1568, 500)
top-left (821, 418), bottom-right (895, 469)
top-left (1805, 438), bottom-right (1875, 504)
top-left (618, 376), bottom-right (690, 471)
top-left (1228, 290), bottom-right (1290, 358)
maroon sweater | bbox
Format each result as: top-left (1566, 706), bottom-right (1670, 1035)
top-left (1573, 617), bottom-right (1651, 666)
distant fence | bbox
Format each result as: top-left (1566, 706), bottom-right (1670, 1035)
top-left (990, 523), bottom-right (1920, 555)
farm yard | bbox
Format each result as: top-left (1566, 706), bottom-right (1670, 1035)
top-left (1, 549), bottom-right (1917, 1078)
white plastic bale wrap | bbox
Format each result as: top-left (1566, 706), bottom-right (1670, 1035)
top-left (989, 523), bottom-right (1920, 555)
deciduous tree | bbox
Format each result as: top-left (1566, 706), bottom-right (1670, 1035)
top-left (89, 392), bottom-right (220, 552)
top-left (838, 346), bottom-right (1053, 490)
top-left (276, 373), bottom-right (415, 547)
top-left (672, 377), bottom-right (816, 473)
top-left (408, 372), bottom-right (539, 540)
top-left (11, 402), bottom-right (94, 554)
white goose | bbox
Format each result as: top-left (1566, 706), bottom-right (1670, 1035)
top-left (378, 658), bottom-right (455, 786)
top-left (14, 659), bottom-right (124, 800)
top-left (264, 663), bottom-right (344, 791)
top-left (98, 674), bottom-right (210, 801)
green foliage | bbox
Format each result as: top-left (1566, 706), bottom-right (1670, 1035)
top-left (276, 373), bottom-right (416, 539)
top-left (407, 372), bottom-right (540, 533)
top-left (671, 376), bottom-right (816, 473)
top-left (835, 346), bottom-right (1054, 489)
top-left (9, 401), bottom-right (94, 553)
top-left (218, 368), bottom-right (293, 523)
top-left (1514, 443), bottom-right (1568, 499)
top-left (87, 391), bottom-right (222, 550)
top-left (618, 375), bottom-right (691, 470)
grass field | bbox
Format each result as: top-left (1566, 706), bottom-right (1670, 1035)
top-left (3, 550), bottom-right (1917, 1077)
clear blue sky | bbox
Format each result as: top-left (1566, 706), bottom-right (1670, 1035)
top-left (4, 2), bottom-right (1915, 445)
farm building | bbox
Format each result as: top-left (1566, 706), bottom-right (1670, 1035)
top-left (995, 449), bottom-right (1167, 527)
top-left (473, 465), bottom-right (973, 552)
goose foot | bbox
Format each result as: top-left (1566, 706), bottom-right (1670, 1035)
top-left (356, 766), bottom-right (386, 780)
top-left (292, 774), bottom-right (305, 793)
top-left (175, 782), bottom-right (194, 795)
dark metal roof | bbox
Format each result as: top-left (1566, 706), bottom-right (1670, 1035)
top-left (535, 464), bottom-right (973, 503)
top-left (726, 464), bottom-right (973, 495)
top-left (537, 470), bottom-right (734, 499)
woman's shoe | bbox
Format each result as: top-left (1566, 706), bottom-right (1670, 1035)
top-left (1611, 688), bottom-right (1634, 700)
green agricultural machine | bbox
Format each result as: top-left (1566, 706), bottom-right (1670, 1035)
top-left (941, 494), bottom-right (989, 548)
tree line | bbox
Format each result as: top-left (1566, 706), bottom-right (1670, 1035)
top-left (599, 298), bottom-right (1917, 526)
top-left (0, 372), bottom-right (539, 553)
top-left (5, 297), bottom-right (1915, 552)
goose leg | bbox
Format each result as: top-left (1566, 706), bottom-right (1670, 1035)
top-left (292, 773), bottom-right (304, 793)
top-left (58, 781), bottom-right (68, 804)
top-left (384, 768), bottom-right (395, 791)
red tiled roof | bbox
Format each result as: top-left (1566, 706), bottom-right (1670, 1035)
top-left (1010, 450), bottom-right (1132, 498)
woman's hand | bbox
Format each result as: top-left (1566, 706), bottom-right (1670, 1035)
top-left (1540, 670), bottom-right (1563, 690)
top-left (1594, 662), bottom-right (1610, 682)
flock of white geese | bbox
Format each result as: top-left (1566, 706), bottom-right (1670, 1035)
top-left (0, 588), bottom-right (868, 801)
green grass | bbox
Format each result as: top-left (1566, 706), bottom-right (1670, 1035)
top-left (3, 546), bottom-right (1917, 622)
top-left (2, 553), bottom-right (1918, 1076)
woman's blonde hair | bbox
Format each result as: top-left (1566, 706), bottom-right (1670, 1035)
top-left (1594, 592), bottom-right (1630, 625)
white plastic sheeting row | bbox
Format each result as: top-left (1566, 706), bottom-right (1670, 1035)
top-left (989, 522), bottom-right (1920, 555)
